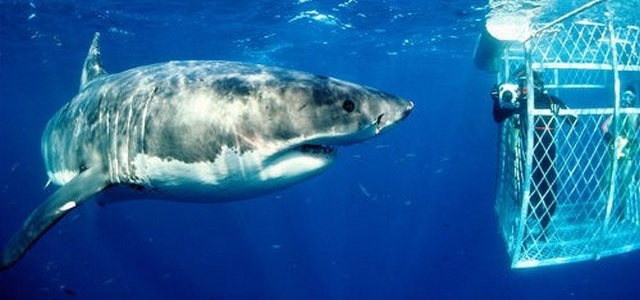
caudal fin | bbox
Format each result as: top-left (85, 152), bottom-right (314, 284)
top-left (0, 167), bottom-right (108, 270)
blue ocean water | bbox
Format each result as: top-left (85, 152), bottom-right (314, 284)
top-left (0, 0), bottom-right (639, 299)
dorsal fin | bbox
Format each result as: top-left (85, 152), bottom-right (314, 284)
top-left (80, 32), bottom-right (108, 91)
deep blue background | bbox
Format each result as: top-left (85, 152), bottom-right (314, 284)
top-left (1, 1), bottom-right (640, 299)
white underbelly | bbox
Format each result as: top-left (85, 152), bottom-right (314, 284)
top-left (47, 144), bottom-right (332, 203)
top-left (131, 149), bottom-right (266, 201)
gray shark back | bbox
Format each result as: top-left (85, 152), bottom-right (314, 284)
top-left (1, 33), bottom-right (413, 270)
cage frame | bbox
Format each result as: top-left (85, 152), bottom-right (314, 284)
top-left (486, 5), bottom-right (640, 268)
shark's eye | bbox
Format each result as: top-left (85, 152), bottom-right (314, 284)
top-left (342, 100), bottom-right (355, 113)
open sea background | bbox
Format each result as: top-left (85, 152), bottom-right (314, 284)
top-left (1, 0), bottom-right (639, 299)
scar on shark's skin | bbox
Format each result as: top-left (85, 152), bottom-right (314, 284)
top-left (0, 32), bottom-right (414, 270)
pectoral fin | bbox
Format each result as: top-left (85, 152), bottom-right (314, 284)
top-left (1, 167), bottom-right (109, 270)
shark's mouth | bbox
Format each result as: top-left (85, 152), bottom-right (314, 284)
top-left (297, 144), bottom-right (336, 155)
top-left (265, 142), bottom-right (337, 167)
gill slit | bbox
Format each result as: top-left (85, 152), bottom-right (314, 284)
top-left (139, 86), bottom-right (157, 184)
top-left (124, 94), bottom-right (134, 181)
top-left (101, 94), bottom-right (113, 182)
top-left (112, 104), bottom-right (120, 183)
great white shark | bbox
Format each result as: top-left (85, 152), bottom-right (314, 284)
top-left (0, 33), bottom-right (413, 270)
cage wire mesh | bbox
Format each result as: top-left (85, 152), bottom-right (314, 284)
top-left (495, 20), bottom-right (640, 268)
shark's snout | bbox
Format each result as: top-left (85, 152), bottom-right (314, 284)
top-left (402, 101), bottom-right (414, 120)
top-left (373, 100), bottom-right (414, 135)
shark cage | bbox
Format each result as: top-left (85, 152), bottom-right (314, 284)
top-left (475, 0), bottom-right (640, 268)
